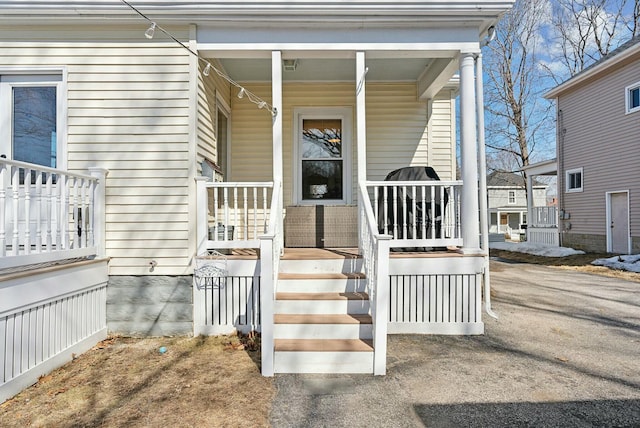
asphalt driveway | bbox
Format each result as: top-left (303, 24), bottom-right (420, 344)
top-left (270, 259), bottom-right (640, 427)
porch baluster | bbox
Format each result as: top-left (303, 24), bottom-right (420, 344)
top-left (410, 186), bottom-right (417, 240)
top-left (223, 187), bottom-right (229, 241)
top-left (72, 177), bottom-right (79, 249)
top-left (420, 186), bottom-right (426, 239)
top-left (430, 184), bottom-right (436, 239)
top-left (0, 164), bottom-right (6, 257)
top-left (252, 186), bottom-right (258, 238)
top-left (12, 166), bottom-right (19, 255)
top-left (35, 172), bottom-right (42, 253)
top-left (401, 185), bottom-right (408, 239)
top-left (24, 168), bottom-right (31, 255)
top-left (233, 187), bottom-right (238, 241)
top-left (243, 187), bottom-right (248, 240)
top-left (212, 185), bottom-right (219, 241)
top-left (54, 173), bottom-right (63, 251)
top-left (262, 187), bottom-right (268, 233)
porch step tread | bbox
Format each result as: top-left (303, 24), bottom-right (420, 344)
top-left (276, 292), bottom-right (369, 301)
top-left (275, 339), bottom-right (374, 352)
top-left (274, 314), bottom-right (372, 324)
top-left (279, 272), bottom-right (365, 280)
top-left (282, 248), bottom-right (362, 260)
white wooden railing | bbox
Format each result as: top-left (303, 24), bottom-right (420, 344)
top-left (200, 181), bottom-right (274, 249)
top-left (531, 206), bottom-right (557, 228)
top-left (0, 159), bottom-right (106, 269)
top-left (258, 181), bottom-right (282, 377)
top-left (528, 206), bottom-right (559, 246)
top-left (366, 180), bottom-right (462, 248)
top-left (359, 182), bottom-right (391, 376)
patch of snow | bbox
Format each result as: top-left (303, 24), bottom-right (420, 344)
top-left (489, 241), bottom-right (585, 257)
top-left (592, 254), bottom-right (640, 273)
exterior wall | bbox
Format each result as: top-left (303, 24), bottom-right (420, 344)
top-left (197, 59), bottom-right (231, 175)
top-left (488, 187), bottom-right (546, 210)
top-left (558, 55), bottom-right (640, 253)
top-left (107, 276), bottom-right (193, 336)
top-left (0, 25), bottom-right (194, 275)
top-left (229, 82), bottom-right (456, 206)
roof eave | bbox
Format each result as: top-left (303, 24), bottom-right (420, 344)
top-left (544, 42), bottom-right (640, 99)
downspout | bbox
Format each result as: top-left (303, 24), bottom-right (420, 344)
top-left (477, 29), bottom-right (498, 319)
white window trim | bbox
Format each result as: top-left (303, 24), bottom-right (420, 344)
top-left (292, 107), bottom-right (352, 205)
top-left (625, 81), bottom-right (640, 114)
top-left (507, 190), bottom-right (516, 204)
top-left (0, 67), bottom-right (68, 170)
top-left (565, 167), bottom-right (583, 193)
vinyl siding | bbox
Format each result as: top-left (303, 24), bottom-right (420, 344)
top-left (197, 59), bottom-right (231, 173)
top-left (558, 55), bottom-right (640, 241)
top-left (229, 82), bottom-right (455, 206)
top-left (0, 25), bottom-right (193, 275)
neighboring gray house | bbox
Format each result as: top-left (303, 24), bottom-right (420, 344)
top-left (487, 171), bottom-right (547, 237)
top-left (545, 35), bottom-right (640, 254)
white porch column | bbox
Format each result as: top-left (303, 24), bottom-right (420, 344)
top-left (459, 52), bottom-right (481, 253)
top-left (272, 51), bottom-right (283, 184)
top-left (526, 174), bottom-right (534, 227)
top-left (356, 51), bottom-right (367, 184)
top-left (356, 51), bottom-right (367, 250)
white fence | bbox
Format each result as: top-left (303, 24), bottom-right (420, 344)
top-left (0, 159), bottom-right (107, 269)
top-left (366, 180), bottom-right (462, 248)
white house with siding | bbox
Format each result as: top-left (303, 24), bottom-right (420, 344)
top-left (0, 0), bottom-right (514, 398)
top-left (487, 171), bottom-right (547, 238)
top-left (545, 35), bottom-right (640, 254)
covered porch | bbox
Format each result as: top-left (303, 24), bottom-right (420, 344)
top-left (193, 26), bottom-right (490, 375)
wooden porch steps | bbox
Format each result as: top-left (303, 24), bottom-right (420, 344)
top-left (273, 250), bottom-right (374, 374)
top-left (275, 339), bottom-right (373, 352)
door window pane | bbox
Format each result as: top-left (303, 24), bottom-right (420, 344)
top-left (302, 160), bottom-right (343, 199)
top-left (301, 118), bottom-right (343, 200)
top-left (302, 119), bottom-right (342, 158)
top-left (13, 86), bottom-right (57, 167)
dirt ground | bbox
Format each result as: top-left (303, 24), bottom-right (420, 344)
top-left (489, 249), bottom-right (640, 283)
top-left (0, 334), bottom-right (274, 427)
top-left (1, 250), bottom-right (636, 427)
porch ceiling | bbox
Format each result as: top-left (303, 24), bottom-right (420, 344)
top-left (217, 57), bottom-right (434, 82)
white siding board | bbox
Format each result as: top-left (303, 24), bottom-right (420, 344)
top-left (0, 26), bottom-right (193, 274)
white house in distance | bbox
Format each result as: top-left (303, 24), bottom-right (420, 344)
top-left (0, 0), bottom-right (514, 399)
top-left (545, 35), bottom-right (640, 254)
top-left (487, 171), bottom-right (547, 238)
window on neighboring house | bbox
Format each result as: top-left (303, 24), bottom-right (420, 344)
top-left (0, 73), bottom-right (64, 169)
top-left (626, 82), bottom-right (640, 114)
top-left (508, 190), bottom-right (516, 204)
top-left (566, 167), bottom-right (583, 193)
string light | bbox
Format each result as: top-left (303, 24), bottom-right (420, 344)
top-left (120, 0), bottom-right (277, 117)
top-left (144, 22), bottom-right (156, 39)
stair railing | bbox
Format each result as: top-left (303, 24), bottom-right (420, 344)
top-left (359, 182), bottom-right (391, 375)
top-left (258, 180), bottom-right (282, 377)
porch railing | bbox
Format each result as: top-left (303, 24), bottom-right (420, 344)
top-left (259, 180), bottom-right (282, 377)
top-left (359, 182), bottom-right (391, 376)
top-left (0, 159), bottom-right (105, 269)
top-left (531, 206), bottom-right (557, 228)
top-left (366, 180), bottom-right (462, 248)
top-left (204, 181), bottom-right (274, 249)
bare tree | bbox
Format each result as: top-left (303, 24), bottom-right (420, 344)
top-left (547, 0), bottom-right (639, 79)
top-left (483, 0), bottom-right (553, 194)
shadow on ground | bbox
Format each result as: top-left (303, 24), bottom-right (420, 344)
top-left (414, 399), bottom-right (640, 427)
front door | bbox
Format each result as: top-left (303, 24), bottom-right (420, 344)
top-left (608, 191), bottom-right (630, 253)
top-left (294, 107), bottom-right (351, 205)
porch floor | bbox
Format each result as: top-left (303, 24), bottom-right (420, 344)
top-left (223, 247), bottom-right (473, 260)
